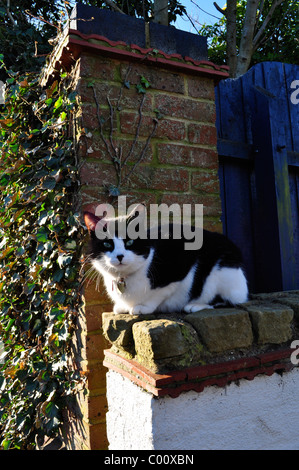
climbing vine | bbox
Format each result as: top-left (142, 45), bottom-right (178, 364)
top-left (90, 65), bottom-right (163, 197)
top-left (0, 58), bottom-right (85, 449)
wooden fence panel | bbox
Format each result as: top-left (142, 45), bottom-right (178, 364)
top-left (216, 62), bottom-right (299, 293)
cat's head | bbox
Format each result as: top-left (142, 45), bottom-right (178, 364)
top-left (83, 205), bottom-right (151, 276)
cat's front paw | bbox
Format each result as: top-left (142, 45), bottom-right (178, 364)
top-left (184, 303), bottom-right (213, 313)
top-left (113, 304), bottom-right (129, 314)
top-left (130, 304), bottom-right (154, 315)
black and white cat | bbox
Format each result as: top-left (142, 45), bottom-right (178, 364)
top-left (83, 207), bottom-right (248, 315)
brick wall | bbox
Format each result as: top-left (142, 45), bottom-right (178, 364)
top-left (78, 54), bottom-right (222, 229)
top-left (73, 37), bottom-right (227, 448)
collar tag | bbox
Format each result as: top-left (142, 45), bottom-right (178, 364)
top-left (112, 278), bottom-right (126, 294)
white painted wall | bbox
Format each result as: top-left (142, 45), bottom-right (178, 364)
top-left (106, 368), bottom-right (299, 450)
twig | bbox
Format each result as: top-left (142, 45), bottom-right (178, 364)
top-left (122, 118), bottom-right (159, 187)
top-left (252, 0), bottom-right (284, 52)
top-left (213, 1), bottom-right (226, 17)
top-left (121, 93), bottom-right (146, 168)
top-left (6, 0), bottom-right (16, 27)
top-left (25, 9), bottom-right (59, 28)
top-left (104, 0), bottom-right (126, 15)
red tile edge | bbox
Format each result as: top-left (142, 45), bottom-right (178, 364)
top-left (103, 348), bottom-right (296, 398)
top-left (65, 30), bottom-right (229, 81)
top-left (68, 29), bottom-right (229, 76)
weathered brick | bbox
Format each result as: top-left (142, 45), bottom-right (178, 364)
top-left (120, 111), bottom-right (186, 141)
top-left (191, 147), bottom-right (219, 169)
top-left (129, 166), bottom-right (189, 192)
top-left (80, 133), bottom-right (153, 163)
top-left (80, 54), bottom-right (118, 81)
top-left (83, 277), bottom-right (111, 305)
top-left (80, 160), bottom-right (116, 187)
top-left (86, 332), bottom-right (107, 361)
top-left (88, 363), bottom-right (109, 391)
top-left (160, 193), bottom-right (222, 218)
top-left (155, 94), bottom-right (216, 122)
top-left (157, 144), bottom-right (219, 169)
top-left (84, 80), bottom-right (153, 111)
top-left (120, 63), bottom-right (185, 94)
top-left (85, 303), bottom-right (113, 332)
top-left (191, 171), bottom-right (220, 194)
top-left (88, 394), bottom-right (108, 423)
top-left (241, 301), bottom-right (294, 344)
top-left (81, 104), bottom-right (117, 132)
top-left (187, 76), bottom-right (215, 101)
top-left (185, 308), bottom-right (253, 353)
top-left (188, 123), bottom-right (218, 146)
top-left (89, 422), bottom-right (109, 450)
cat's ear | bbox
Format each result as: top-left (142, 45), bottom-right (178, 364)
top-left (84, 212), bottom-right (101, 232)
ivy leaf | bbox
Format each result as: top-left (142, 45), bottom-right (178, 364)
top-left (57, 253), bottom-right (72, 269)
top-left (37, 210), bottom-right (48, 225)
top-left (136, 83), bottom-right (146, 94)
top-left (53, 269), bottom-right (64, 283)
top-left (54, 96), bottom-right (63, 110)
top-left (36, 227), bottom-right (49, 243)
top-left (52, 291), bottom-right (66, 304)
top-left (42, 177), bottom-right (56, 190)
top-left (140, 76), bottom-right (150, 88)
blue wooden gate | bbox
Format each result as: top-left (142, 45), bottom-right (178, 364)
top-left (215, 62), bottom-right (299, 293)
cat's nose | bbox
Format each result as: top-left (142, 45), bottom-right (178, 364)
top-left (117, 254), bottom-right (124, 263)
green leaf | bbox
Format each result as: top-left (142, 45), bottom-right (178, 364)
top-left (140, 76), bottom-right (150, 88)
top-left (37, 211), bottom-right (48, 225)
top-left (53, 269), bottom-right (64, 283)
top-left (54, 96), bottom-right (63, 109)
top-left (57, 253), bottom-right (72, 269)
top-left (36, 227), bottom-right (49, 243)
top-left (52, 291), bottom-right (66, 304)
top-left (1, 439), bottom-right (11, 450)
top-left (42, 177), bottom-right (56, 190)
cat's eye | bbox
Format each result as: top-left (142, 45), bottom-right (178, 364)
top-left (103, 241), bottom-right (112, 249)
top-left (125, 240), bottom-right (134, 247)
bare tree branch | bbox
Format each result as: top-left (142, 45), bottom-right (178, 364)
top-left (104, 0), bottom-right (126, 15)
top-left (213, 2), bottom-right (226, 17)
top-left (235, 0), bottom-right (259, 77)
top-left (226, 0), bottom-right (237, 78)
top-left (252, 0), bottom-right (284, 51)
top-left (6, 0), bottom-right (16, 27)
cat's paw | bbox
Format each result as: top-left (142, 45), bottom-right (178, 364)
top-left (184, 303), bottom-right (213, 313)
top-left (113, 304), bottom-right (129, 314)
top-left (130, 304), bottom-right (154, 315)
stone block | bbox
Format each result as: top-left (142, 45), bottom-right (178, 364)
top-left (185, 308), bottom-right (253, 353)
top-left (102, 312), bottom-right (154, 356)
top-left (242, 301), bottom-right (294, 344)
top-left (252, 292), bottom-right (299, 320)
top-left (132, 319), bottom-right (203, 372)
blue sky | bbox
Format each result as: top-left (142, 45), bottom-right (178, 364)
top-left (174, 0), bottom-right (224, 32)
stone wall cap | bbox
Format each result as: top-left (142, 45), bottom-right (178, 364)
top-left (102, 291), bottom-right (298, 377)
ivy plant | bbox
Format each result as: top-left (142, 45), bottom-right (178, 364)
top-left (0, 60), bottom-right (85, 449)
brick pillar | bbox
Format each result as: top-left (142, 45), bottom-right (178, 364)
top-left (48, 4), bottom-right (229, 449)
